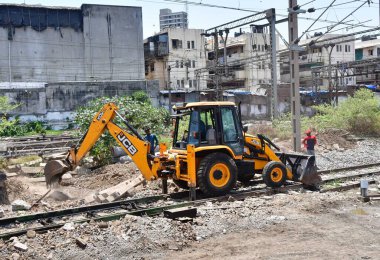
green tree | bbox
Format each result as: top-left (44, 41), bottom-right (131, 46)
top-left (74, 92), bottom-right (170, 164)
top-left (0, 96), bottom-right (19, 135)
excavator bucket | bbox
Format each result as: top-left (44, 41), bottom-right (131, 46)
top-left (44, 160), bottom-right (70, 187)
top-left (275, 152), bottom-right (321, 186)
top-left (299, 155), bottom-right (321, 186)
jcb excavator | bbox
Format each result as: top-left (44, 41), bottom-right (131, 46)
top-left (45, 102), bottom-right (320, 200)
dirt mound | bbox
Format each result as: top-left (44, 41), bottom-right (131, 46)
top-left (72, 163), bottom-right (139, 190)
top-left (317, 128), bottom-right (356, 150)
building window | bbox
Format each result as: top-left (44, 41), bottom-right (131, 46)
top-left (345, 45), bottom-right (350, 52)
top-left (189, 80), bottom-right (193, 88)
top-left (193, 79), bottom-right (197, 89)
top-left (192, 60), bottom-right (195, 68)
top-left (369, 49), bottom-right (374, 56)
top-left (172, 39), bottom-right (182, 49)
top-left (191, 41), bottom-right (195, 49)
top-left (150, 63), bottom-right (154, 72)
top-left (187, 41), bottom-right (191, 49)
top-left (180, 61), bottom-right (183, 68)
top-left (181, 79), bottom-right (184, 88)
top-left (177, 80), bottom-right (180, 87)
top-left (176, 60), bottom-right (179, 68)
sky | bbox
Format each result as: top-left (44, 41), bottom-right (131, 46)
top-left (1, 0), bottom-right (379, 40)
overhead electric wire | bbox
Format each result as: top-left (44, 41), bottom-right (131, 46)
top-left (296, 0), bottom-right (337, 43)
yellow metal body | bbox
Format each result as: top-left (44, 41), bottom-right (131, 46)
top-left (59, 102), bottom-right (304, 192)
top-left (243, 134), bottom-right (293, 180)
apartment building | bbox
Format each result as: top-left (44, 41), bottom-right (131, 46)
top-left (159, 9), bottom-right (188, 31)
top-left (144, 28), bottom-right (207, 91)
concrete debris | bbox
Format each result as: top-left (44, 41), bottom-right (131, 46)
top-left (21, 166), bottom-right (43, 176)
top-left (119, 156), bottom-right (132, 164)
top-left (6, 165), bottom-right (21, 173)
top-left (26, 230), bottom-right (36, 238)
top-left (98, 222), bottom-right (109, 229)
top-left (87, 175), bottom-right (145, 203)
top-left (11, 199), bottom-right (31, 211)
top-left (13, 242), bottom-right (28, 252)
top-left (62, 222), bottom-right (75, 231)
top-left (11, 253), bottom-right (20, 260)
top-left (75, 237), bottom-right (87, 249)
top-left (61, 173), bottom-right (72, 180)
top-left (48, 190), bottom-right (73, 201)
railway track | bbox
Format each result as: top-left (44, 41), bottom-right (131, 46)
top-left (0, 163), bottom-right (379, 240)
top-left (0, 135), bottom-right (79, 157)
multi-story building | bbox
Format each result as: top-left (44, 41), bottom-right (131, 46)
top-left (159, 9), bottom-right (188, 31)
top-left (203, 31), bottom-right (280, 92)
top-left (0, 4), bottom-right (145, 82)
top-left (354, 36), bottom-right (380, 85)
top-left (280, 33), bottom-right (356, 90)
top-left (144, 28), bottom-right (207, 91)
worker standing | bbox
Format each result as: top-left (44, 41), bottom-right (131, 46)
top-left (302, 129), bottom-right (317, 165)
top-left (144, 127), bottom-right (159, 155)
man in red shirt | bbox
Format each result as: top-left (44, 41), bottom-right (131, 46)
top-left (303, 129), bottom-right (317, 155)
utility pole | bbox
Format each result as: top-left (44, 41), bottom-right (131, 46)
top-left (288, 0), bottom-right (301, 152)
top-left (324, 43), bottom-right (335, 105)
top-left (213, 30), bottom-right (220, 100)
top-left (267, 8), bottom-right (278, 119)
top-left (167, 65), bottom-right (172, 113)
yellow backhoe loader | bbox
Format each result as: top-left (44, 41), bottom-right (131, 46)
top-left (44, 102), bottom-right (320, 200)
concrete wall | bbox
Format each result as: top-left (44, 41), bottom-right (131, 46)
top-left (0, 80), bottom-right (159, 129)
top-left (0, 4), bottom-right (144, 82)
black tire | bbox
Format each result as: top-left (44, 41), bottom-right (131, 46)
top-left (173, 179), bottom-right (189, 190)
top-left (262, 161), bottom-right (287, 188)
top-left (197, 152), bottom-right (237, 196)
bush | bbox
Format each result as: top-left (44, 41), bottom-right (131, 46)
top-left (306, 89), bottom-right (380, 136)
top-left (74, 92), bottom-right (170, 164)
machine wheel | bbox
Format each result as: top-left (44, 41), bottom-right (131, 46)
top-left (173, 179), bottom-right (189, 190)
top-left (197, 153), bottom-right (237, 196)
top-left (262, 161), bottom-right (287, 188)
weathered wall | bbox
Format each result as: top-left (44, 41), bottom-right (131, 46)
top-left (0, 80), bottom-right (159, 129)
top-left (0, 4), bottom-right (144, 82)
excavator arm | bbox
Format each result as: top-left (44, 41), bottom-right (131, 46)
top-left (44, 103), bottom-right (156, 186)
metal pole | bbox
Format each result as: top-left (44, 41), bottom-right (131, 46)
top-left (222, 31), bottom-right (229, 77)
top-left (289, 0), bottom-right (301, 152)
top-left (328, 46), bottom-right (334, 105)
top-left (214, 30), bottom-right (220, 100)
top-left (268, 8), bottom-right (278, 118)
top-left (167, 65), bottom-right (172, 113)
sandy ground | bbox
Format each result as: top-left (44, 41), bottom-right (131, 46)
top-left (165, 196), bottom-right (380, 260)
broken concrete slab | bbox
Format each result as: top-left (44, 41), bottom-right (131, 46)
top-left (75, 237), bottom-right (87, 249)
top-left (61, 173), bottom-right (72, 180)
top-left (11, 200), bottom-right (31, 211)
top-left (13, 242), bottom-right (28, 252)
top-left (5, 172), bottom-right (18, 177)
top-left (164, 207), bottom-right (197, 219)
top-left (21, 166), bottom-right (43, 176)
top-left (87, 175), bottom-right (145, 204)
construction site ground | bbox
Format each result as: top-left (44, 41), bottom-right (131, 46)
top-left (1, 131), bottom-right (380, 259)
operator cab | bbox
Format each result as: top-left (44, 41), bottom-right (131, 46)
top-left (172, 102), bottom-right (244, 155)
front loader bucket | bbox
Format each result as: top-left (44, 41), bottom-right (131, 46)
top-left (44, 160), bottom-right (70, 187)
top-left (299, 156), bottom-right (321, 186)
top-left (275, 152), bottom-right (321, 186)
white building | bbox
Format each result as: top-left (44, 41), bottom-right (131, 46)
top-left (144, 28), bottom-right (207, 91)
top-left (205, 32), bottom-right (280, 92)
top-left (355, 37), bottom-right (380, 60)
top-left (280, 33), bottom-right (356, 89)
